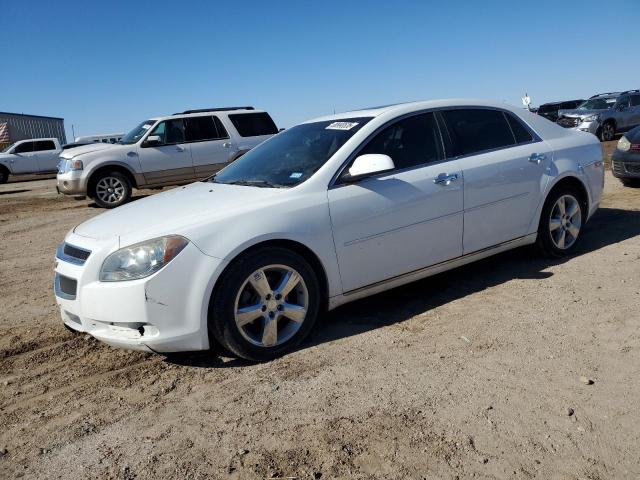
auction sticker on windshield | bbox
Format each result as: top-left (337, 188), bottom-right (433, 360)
top-left (326, 121), bottom-right (359, 130)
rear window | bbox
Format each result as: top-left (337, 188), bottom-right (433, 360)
top-left (538, 103), bottom-right (559, 113)
top-left (440, 109), bottom-right (515, 157)
top-left (228, 112), bottom-right (278, 137)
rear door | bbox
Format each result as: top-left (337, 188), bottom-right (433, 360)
top-left (630, 94), bottom-right (640, 127)
top-left (185, 115), bottom-right (238, 178)
top-left (9, 141), bottom-right (38, 174)
top-left (439, 108), bottom-right (552, 254)
top-left (33, 140), bottom-right (59, 171)
top-left (328, 112), bottom-right (464, 292)
top-left (138, 118), bottom-right (195, 184)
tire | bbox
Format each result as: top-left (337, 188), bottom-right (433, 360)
top-left (91, 171), bottom-right (132, 208)
top-left (600, 121), bottom-right (615, 142)
top-left (208, 247), bottom-right (321, 361)
top-left (536, 185), bottom-right (585, 257)
top-left (0, 167), bottom-right (8, 184)
top-left (620, 177), bottom-right (640, 188)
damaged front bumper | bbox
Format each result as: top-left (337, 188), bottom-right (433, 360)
top-left (54, 233), bottom-right (226, 353)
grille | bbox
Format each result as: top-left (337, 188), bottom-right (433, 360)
top-left (612, 161), bottom-right (625, 175)
top-left (625, 163), bottom-right (640, 174)
top-left (557, 117), bottom-right (580, 128)
top-left (55, 273), bottom-right (77, 299)
top-left (56, 242), bottom-right (91, 265)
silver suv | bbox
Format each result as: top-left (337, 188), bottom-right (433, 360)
top-left (57, 107), bottom-right (278, 208)
top-left (556, 90), bottom-right (640, 141)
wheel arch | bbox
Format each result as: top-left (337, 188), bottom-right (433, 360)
top-left (0, 163), bottom-right (10, 176)
top-left (543, 174), bottom-right (590, 221)
top-left (86, 164), bottom-right (138, 197)
top-left (207, 238), bottom-right (331, 316)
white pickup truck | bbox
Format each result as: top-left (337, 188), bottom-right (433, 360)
top-left (0, 138), bottom-right (62, 183)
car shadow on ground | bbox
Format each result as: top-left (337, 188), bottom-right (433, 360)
top-left (165, 206), bottom-right (640, 368)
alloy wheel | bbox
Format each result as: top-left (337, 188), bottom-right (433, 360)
top-left (549, 194), bottom-right (582, 250)
top-left (234, 264), bottom-right (308, 348)
top-left (95, 177), bottom-right (126, 205)
top-left (602, 123), bottom-right (615, 141)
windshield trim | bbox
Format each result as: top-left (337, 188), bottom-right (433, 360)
top-left (118, 119), bottom-right (158, 145)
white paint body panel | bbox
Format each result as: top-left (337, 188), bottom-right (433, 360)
top-left (54, 99), bottom-right (604, 352)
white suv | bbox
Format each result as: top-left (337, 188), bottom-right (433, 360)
top-left (56, 107), bottom-right (278, 208)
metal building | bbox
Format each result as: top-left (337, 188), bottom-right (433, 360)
top-left (0, 112), bottom-right (66, 150)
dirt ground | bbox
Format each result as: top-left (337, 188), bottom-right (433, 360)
top-left (1, 142), bottom-right (640, 479)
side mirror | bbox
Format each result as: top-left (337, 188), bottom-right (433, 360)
top-left (144, 135), bottom-right (162, 147)
top-left (344, 154), bottom-right (395, 182)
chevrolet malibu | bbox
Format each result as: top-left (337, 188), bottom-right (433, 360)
top-left (54, 100), bottom-right (605, 361)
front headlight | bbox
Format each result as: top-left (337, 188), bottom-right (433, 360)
top-left (582, 114), bottom-right (600, 123)
top-left (617, 136), bottom-right (631, 152)
top-left (100, 235), bottom-right (189, 282)
top-left (57, 159), bottom-right (83, 174)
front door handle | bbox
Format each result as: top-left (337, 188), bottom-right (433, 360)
top-left (222, 142), bottom-right (232, 148)
top-left (176, 145), bottom-right (185, 152)
top-left (433, 173), bottom-right (459, 186)
top-left (529, 153), bottom-right (546, 164)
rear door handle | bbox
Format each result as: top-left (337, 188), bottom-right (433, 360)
top-left (529, 153), bottom-right (546, 164)
top-left (433, 173), bottom-right (459, 186)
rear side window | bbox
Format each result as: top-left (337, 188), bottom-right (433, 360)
top-left (440, 109), bottom-right (515, 157)
top-left (359, 112), bottom-right (443, 170)
top-left (630, 95), bottom-right (640, 107)
top-left (34, 140), bottom-right (56, 151)
top-left (228, 112), bottom-right (278, 137)
top-left (505, 113), bottom-right (534, 144)
top-left (14, 141), bottom-right (34, 153)
top-left (185, 115), bottom-right (227, 142)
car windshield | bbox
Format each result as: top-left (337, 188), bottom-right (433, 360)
top-left (118, 120), bottom-right (156, 144)
top-left (577, 98), bottom-right (617, 110)
top-left (211, 117), bottom-right (372, 188)
top-left (1, 144), bottom-right (13, 153)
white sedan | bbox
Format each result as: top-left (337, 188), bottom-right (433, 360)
top-left (54, 99), bottom-right (604, 361)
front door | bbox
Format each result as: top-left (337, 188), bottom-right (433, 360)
top-left (328, 112), bottom-right (464, 293)
top-left (438, 108), bottom-right (552, 254)
top-left (138, 118), bottom-right (194, 185)
top-left (184, 115), bottom-right (238, 179)
top-left (9, 141), bottom-right (39, 174)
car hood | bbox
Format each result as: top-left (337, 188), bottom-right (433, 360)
top-left (73, 181), bottom-right (284, 245)
top-left (558, 108), bottom-right (606, 118)
top-left (61, 142), bottom-right (119, 159)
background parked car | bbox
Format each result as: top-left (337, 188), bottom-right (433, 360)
top-left (612, 125), bottom-right (640, 186)
top-left (56, 107), bottom-right (279, 208)
top-left (557, 90), bottom-right (640, 141)
top-left (0, 137), bottom-right (62, 183)
top-left (537, 99), bottom-right (584, 122)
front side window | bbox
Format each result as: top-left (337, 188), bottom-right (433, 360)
top-left (149, 119), bottom-right (185, 145)
top-left (212, 117), bottom-right (371, 187)
top-left (440, 109), bottom-right (515, 156)
top-left (228, 112), bottom-right (278, 137)
top-left (358, 112), bottom-right (443, 170)
top-left (185, 115), bottom-right (227, 142)
top-left (14, 141), bottom-right (34, 153)
top-left (616, 96), bottom-right (631, 108)
top-left (34, 140), bottom-right (56, 151)
top-left (120, 120), bottom-right (156, 144)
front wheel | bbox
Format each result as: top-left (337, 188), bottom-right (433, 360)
top-left (91, 171), bottom-right (132, 208)
top-left (600, 121), bottom-right (615, 142)
top-left (0, 167), bottom-right (8, 184)
top-left (536, 187), bottom-right (585, 257)
top-left (209, 247), bottom-right (320, 361)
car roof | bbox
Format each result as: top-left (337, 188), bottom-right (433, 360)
top-left (305, 99), bottom-right (524, 123)
top-left (150, 108), bottom-right (266, 122)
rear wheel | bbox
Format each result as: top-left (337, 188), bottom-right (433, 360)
top-left (0, 167), bottom-right (8, 184)
top-left (536, 186), bottom-right (585, 257)
top-left (209, 247), bottom-right (320, 361)
top-left (600, 121), bottom-right (615, 142)
top-left (91, 171), bottom-right (132, 208)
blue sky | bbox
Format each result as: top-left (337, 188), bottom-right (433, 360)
top-left (2, 0), bottom-right (638, 140)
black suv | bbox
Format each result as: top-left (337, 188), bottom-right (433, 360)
top-left (537, 99), bottom-right (585, 122)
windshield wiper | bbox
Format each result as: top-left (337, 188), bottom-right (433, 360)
top-left (226, 180), bottom-right (284, 188)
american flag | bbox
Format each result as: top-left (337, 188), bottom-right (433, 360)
top-left (0, 122), bottom-right (10, 144)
